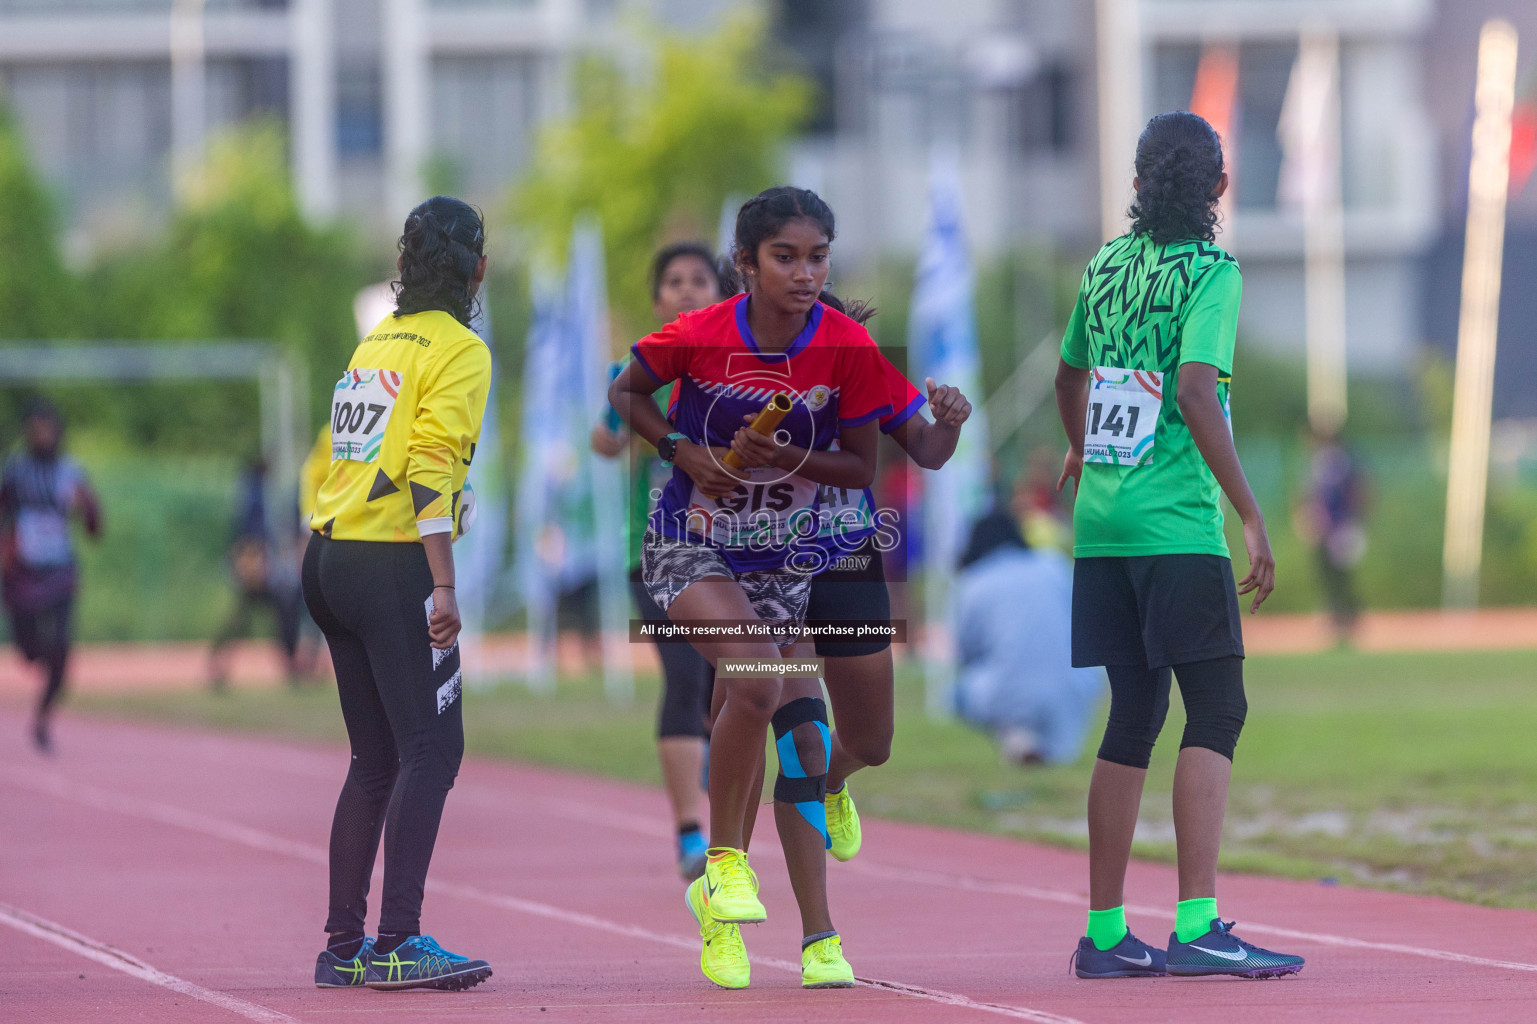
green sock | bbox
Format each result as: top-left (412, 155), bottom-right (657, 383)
top-left (1086, 906), bottom-right (1128, 951)
top-left (1175, 898), bottom-right (1219, 943)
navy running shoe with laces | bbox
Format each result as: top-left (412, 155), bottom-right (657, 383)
top-left (364, 935), bottom-right (493, 991)
top-left (315, 937), bottom-right (374, 988)
top-left (1071, 932), bottom-right (1168, 979)
top-left (1166, 919), bottom-right (1304, 979)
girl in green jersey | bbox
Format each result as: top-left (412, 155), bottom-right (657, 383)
top-left (1055, 111), bottom-right (1303, 980)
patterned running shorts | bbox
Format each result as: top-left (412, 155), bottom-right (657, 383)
top-left (640, 529), bottom-right (812, 649)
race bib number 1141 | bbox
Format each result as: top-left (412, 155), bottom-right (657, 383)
top-left (332, 368), bottom-right (402, 463)
top-left (1084, 367), bottom-right (1161, 468)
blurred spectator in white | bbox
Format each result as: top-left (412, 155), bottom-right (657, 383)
top-left (1296, 428), bottom-right (1368, 646)
top-left (952, 510), bottom-right (1103, 766)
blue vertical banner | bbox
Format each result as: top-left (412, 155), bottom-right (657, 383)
top-left (456, 289), bottom-right (508, 689)
top-left (909, 148), bottom-right (991, 717)
top-left (568, 216), bottom-right (633, 703)
top-left (513, 270), bottom-right (565, 694)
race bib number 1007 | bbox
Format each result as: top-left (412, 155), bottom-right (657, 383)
top-left (1084, 367), bottom-right (1161, 468)
top-left (332, 368), bottom-right (403, 463)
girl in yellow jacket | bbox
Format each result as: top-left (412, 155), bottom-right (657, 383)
top-left (304, 196), bottom-right (493, 992)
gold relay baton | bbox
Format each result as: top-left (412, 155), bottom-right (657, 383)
top-left (723, 392), bottom-right (793, 470)
top-left (700, 392), bottom-right (793, 498)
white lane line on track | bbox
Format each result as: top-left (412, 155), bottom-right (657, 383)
top-left (38, 725), bottom-right (1537, 979)
top-left (844, 861), bottom-right (1537, 975)
top-left (0, 902), bottom-right (300, 1024)
top-left (544, 789), bottom-right (1537, 976)
top-left (4, 768), bottom-right (1086, 1024)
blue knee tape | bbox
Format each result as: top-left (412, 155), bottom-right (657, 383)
top-left (772, 697), bottom-right (832, 849)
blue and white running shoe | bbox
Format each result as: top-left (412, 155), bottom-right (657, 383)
top-left (678, 828), bottom-right (709, 881)
top-left (314, 937), bottom-right (373, 988)
top-left (1071, 932), bottom-right (1168, 979)
top-left (364, 935), bottom-right (493, 991)
top-left (1166, 919), bottom-right (1304, 979)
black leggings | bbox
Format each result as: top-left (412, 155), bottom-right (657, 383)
top-left (10, 598), bottom-right (72, 721)
top-left (1097, 655), bottom-right (1247, 768)
top-left (301, 535), bottom-right (465, 937)
top-left (630, 571), bottom-right (714, 740)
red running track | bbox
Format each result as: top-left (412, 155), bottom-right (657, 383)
top-left (3, 711), bottom-right (1536, 1024)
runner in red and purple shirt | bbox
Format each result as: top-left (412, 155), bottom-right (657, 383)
top-left (610, 187), bottom-right (889, 990)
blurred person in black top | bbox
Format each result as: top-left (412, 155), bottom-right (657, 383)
top-left (0, 399), bottom-right (101, 753)
top-left (1295, 427), bottom-right (1367, 646)
top-left (207, 457), bottom-right (311, 691)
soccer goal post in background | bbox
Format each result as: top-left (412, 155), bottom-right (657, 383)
top-left (0, 341), bottom-right (308, 562)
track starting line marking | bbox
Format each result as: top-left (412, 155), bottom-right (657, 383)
top-left (5, 767), bottom-right (1088, 1024)
top-left (0, 902), bottom-right (299, 1024)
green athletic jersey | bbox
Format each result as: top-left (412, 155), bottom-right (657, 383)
top-left (1060, 233), bottom-right (1241, 558)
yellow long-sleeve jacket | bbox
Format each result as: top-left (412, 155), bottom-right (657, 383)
top-left (298, 425), bottom-right (330, 527)
top-left (311, 309), bottom-right (491, 543)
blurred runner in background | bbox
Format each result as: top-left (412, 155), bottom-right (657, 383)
top-left (1296, 427), bottom-right (1367, 646)
top-left (207, 457), bottom-right (311, 691)
top-left (1, 398), bottom-right (101, 754)
top-left (591, 241), bottom-right (729, 881)
top-left (952, 509), bottom-right (1102, 766)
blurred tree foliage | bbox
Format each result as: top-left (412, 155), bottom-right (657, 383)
top-left (511, 12), bottom-right (811, 343)
top-left (0, 116), bottom-right (368, 453)
top-left (77, 122), bottom-right (368, 450)
top-left (0, 108), bottom-right (78, 340)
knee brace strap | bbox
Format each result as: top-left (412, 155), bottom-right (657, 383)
top-left (771, 697), bottom-right (831, 849)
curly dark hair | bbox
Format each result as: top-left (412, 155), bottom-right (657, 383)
top-left (732, 186), bottom-right (836, 270)
top-left (392, 196), bottom-right (486, 327)
top-left (1128, 111), bottom-right (1225, 246)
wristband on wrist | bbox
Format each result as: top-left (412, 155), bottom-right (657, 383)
top-left (433, 584), bottom-right (455, 591)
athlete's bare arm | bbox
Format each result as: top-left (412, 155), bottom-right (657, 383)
top-left (731, 416), bottom-right (880, 491)
top-left (888, 378), bottom-right (972, 470)
top-left (609, 360), bottom-right (741, 496)
top-left (1054, 359), bottom-right (1091, 493)
top-left (1178, 360), bottom-right (1275, 612)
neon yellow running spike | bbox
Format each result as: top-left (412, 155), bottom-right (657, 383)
top-left (825, 785), bottom-right (862, 862)
top-left (686, 876), bottom-right (750, 988)
top-left (801, 934), bottom-right (855, 989)
top-left (702, 847), bottom-right (766, 923)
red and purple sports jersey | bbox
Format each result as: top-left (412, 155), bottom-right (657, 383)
top-left (632, 294), bottom-right (893, 571)
top-left (811, 354), bottom-right (926, 567)
top-left (879, 358), bottom-right (925, 435)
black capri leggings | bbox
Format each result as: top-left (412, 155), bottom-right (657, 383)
top-left (630, 568), bottom-right (714, 739)
top-left (302, 534), bottom-right (465, 937)
top-left (1097, 655), bottom-right (1247, 768)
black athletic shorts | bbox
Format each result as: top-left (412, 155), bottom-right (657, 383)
top-left (806, 535), bottom-right (891, 658)
top-left (1071, 554), bottom-right (1244, 670)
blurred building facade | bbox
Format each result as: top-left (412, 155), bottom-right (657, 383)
top-left (0, 0), bottom-right (1531, 382)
